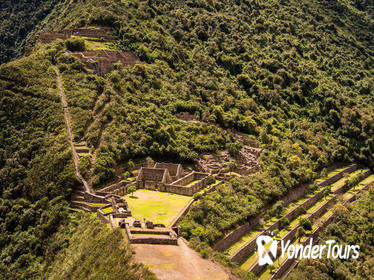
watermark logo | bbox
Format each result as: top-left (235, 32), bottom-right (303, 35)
top-left (257, 235), bottom-right (278, 265)
top-left (256, 234), bottom-right (360, 266)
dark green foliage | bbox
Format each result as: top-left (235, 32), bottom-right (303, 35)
top-left (280, 217), bottom-right (290, 229)
top-left (0, 0), bottom-right (374, 277)
top-left (65, 38), bottom-right (85, 52)
top-left (0, 47), bottom-right (79, 278)
top-left (0, 0), bottom-right (61, 64)
top-left (299, 218), bottom-right (312, 231)
top-left (0, 45), bottom-right (151, 279)
top-left (269, 200), bottom-right (284, 218)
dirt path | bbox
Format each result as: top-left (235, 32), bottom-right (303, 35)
top-left (54, 66), bottom-right (92, 193)
top-left (132, 239), bottom-right (231, 280)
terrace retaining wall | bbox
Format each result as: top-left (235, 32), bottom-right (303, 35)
top-left (70, 202), bottom-right (99, 212)
top-left (214, 165), bottom-right (356, 252)
top-left (318, 164), bottom-right (358, 188)
top-left (308, 196), bottom-right (336, 222)
top-left (170, 198), bottom-right (195, 228)
top-left (334, 169), bottom-right (371, 194)
top-left (97, 210), bottom-right (109, 223)
top-left (270, 209), bottom-right (337, 279)
top-left (130, 237), bottom-right (178, 245)
top-left (84, 191), bottom-right (109, 203)
top-left (215, 213), bottom-right (264, 251)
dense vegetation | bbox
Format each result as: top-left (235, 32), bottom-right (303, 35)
top-left (0, 45), bottom-right (152, 279)
top-left (1, 0), bottom-right (374, 278)
top-left (0, 0), bottom-right (62, 64)
top-left (0, 46), bottom-right (75, 278)
top-left (288, 187), bottom-right (374, 280)
top-left (47, 214), bottom-right (155, 280)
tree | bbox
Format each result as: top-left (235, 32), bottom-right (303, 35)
top-left (127, 186), bottom-right (137, 197)
top-left (271, 201), bottom-right (284, 218)
top-left (299, 218), bottom-right (312, 231)
top-left (65, 38), bottom-right (85, 52)
top-left (324, 185), bottom-right (331, 198)
top-left (126, 160), bottom-right (135, 170)
top-left (297, 227), bottom-right (305, 242)
top-left (280, 217), bottom-right (290, 229)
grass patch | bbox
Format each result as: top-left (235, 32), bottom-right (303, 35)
top-left (101, 207), bottom-right (114, 214)
top-left (124, 189), bottom-right (192, 226)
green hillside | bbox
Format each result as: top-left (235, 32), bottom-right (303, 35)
top-left (0, 0), bottom-right (62, 64)
top-left (0, 0), bottom-right (373, 279)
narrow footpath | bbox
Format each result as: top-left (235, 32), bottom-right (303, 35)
top-left (54, 66), bottom-right (92, 193)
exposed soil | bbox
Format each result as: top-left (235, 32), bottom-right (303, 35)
top-left (132, 239), bottom-right (232, 280)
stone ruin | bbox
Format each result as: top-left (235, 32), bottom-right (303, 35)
top-left (121, 219), bottom-right (178, 245)
top-left (70, 50), bottom-right (139, 75)
top-left (136, 162), bottom-right (210, 196)
top-left (38, 27), bottom-right (140, 75)
top-left (38, 27), bottom-right (115, 44)
top-left (175, 111), bottom-right (198, 122)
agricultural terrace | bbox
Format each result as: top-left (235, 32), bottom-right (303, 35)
top-left (124, 189), bottom-right (192, 226)
top-left (221, 164), bottom-right (374, 279)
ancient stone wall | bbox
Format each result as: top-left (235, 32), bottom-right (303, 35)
top-left (213, 213), bottom-right (264, 252)
top-left (318, 164), bottom-right (358, 188)
top-left (270, 213), bottom-right (337, 279)
top-left (214, 166), bottom-right (352, 252)
top-left (130, 237), bottom-right (178, 245)
top-left (84, 191), bottom-right (109, 203)
top-left (109, 214), bottom-right (116, 229)
top-left (97, 210), bottom-right (109, 223)
top-left (112, 212), bottom-right (130, 218)
top-left (70, 201), bottom-right (99, 212)
top-left (171, 172), bottom-right (196, 186)
top-left (308, 196), bottom-right (336, 222)
top-left (299, 189), bottom-right (324, 210)
top-left (335, 169), bottom-right (371, 194)
top-left (231, 187), bottom-right (338, 264)
top-left (170, 199), bottom-right (195, 227)
top-left (282, 183), bottom-right (309, 205)
top-left (38, 27), bottom-right (115, 44)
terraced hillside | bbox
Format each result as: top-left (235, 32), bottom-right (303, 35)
top-left (221, 164), bottom-right (374, 279)
top-left (1, 0), bottom-right (374, 279)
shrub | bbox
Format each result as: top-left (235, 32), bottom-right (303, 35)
top-left (127, 185), bottom-right (136, 195)
top-left (200, 249), bottom-right (209, 259)
top-left (299, 218), bottom-right (312, 231)
top-left (65, 38), bottom-right (86, 52)
top-left (206, 176), bottom-right (215, 185)
top-left (280, 217), bottom-right (290, 229)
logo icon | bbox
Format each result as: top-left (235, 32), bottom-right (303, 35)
top-left (257, 235), bottom-right (278, 265)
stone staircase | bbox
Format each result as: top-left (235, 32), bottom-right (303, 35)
top-left (74, 141), bottom-right (90, 158)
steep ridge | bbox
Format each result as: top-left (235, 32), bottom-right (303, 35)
top-left (54, 66), bottom-right (92, 193)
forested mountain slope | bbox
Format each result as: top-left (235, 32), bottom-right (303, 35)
top-left (0, 0), bottom-right (62, 64)
top-left (0, 44), bottom-right (153, 279)
top-left (0, 0), bottom-right (373, 279)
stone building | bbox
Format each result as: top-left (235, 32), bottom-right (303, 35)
top-left (135, 162), bottom-right (210, 196)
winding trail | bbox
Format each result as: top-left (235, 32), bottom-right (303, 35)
top-left (54, 66), bottom-right (92, 193)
